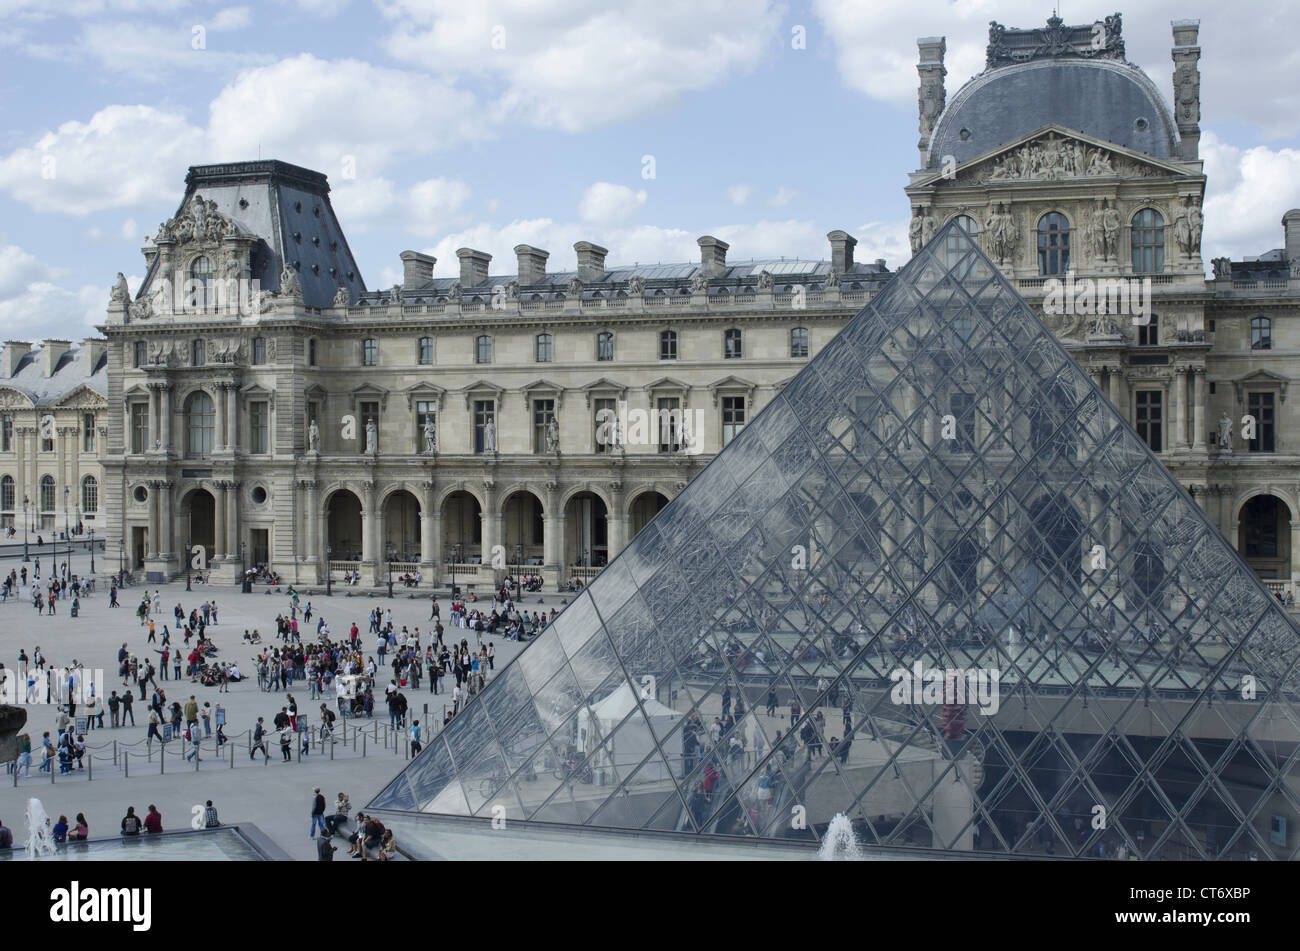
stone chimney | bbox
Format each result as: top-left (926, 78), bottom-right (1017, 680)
top-left (1172, 20), bottom-right (1201, 161)
top-left (3, 342), bottom-right (31, 378)
top-left (916, 36), bottom-right (947, 167)
top-left (456, 248), bottom-right (492, 287)
top-left (1285, 210), bottom-right (1300, 274)
top-left (697, 236), bottom-right (729, 278)
top-left (827, 231), bottom-right (857, 274)
top-left (43, 340), bottom-right (72, 376)
top-left (83, 338), bottom-right (107, 376)
top-left (399, 251), bottom-right (436, 290)
top-left (514, 245), bottom-right (550, 285)
top-left (574, 242), bottom-right (608, 282)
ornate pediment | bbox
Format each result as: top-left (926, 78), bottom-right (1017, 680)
top-left (206, 337), bottom-right (245, 364)
top-left (53, 385), bottom-right (108, 409)
top-left (0, 387), bottom-right (34, 409)
top-left (153, 194), bottom-right (242, 248)
top-left (937, 129), bottom-right (1185, 187)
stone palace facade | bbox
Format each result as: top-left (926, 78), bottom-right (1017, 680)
top-left (5, 11), bottom-right (1289, 592)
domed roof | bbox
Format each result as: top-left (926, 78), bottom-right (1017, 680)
top-left (926, 58), bottom-right (1179, 170)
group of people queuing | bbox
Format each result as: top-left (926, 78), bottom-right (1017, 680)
top-left (0, 558), bottom-right (90, 617)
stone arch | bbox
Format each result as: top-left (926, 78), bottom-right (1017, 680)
top-left (495, 481), bottom-right (550, 517)
top-left (627, 488), bottom-right (670, 537)
top-left (382, 488), bottom-right (421, 562)
top-left (557, 482), bottom-right (613, 513)
top-left (178, 484), bottom-right (217, 569)
top-left (323, 487), bottom-right (364, 560)
top-left (1236, 492), bottom-right (1292, 582)
top-left (434, 481), bottom-right (486, 513)
top-left (499, 488), bottom-right (546, 567)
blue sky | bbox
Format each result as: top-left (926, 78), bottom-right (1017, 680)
top-left (1, 0), bottom-right (1298, 342)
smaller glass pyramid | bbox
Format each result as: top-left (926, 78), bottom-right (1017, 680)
top-left (370, 223), bottom-right (1300, 859)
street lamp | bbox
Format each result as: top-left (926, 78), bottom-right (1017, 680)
top-left (325, 543), bottom-right (332, 597)
top-left (118, 537), bottom-right (123, 578)
top-left (386, 542), bottom-right (395, 599)
top-left (448, 543), bottom-right (462, 598)
top-left (63, 486), bottom-right (70, 579)
top-left (89, 527), bottom-right (95, 574)
top-left (21, 495), bottom-right (29, 562)
top-left (514, 544), bottom-right (522, 596)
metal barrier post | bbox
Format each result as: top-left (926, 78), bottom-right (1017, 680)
top-left (160, 743), bottom-right (164, 774)
top-left (362, 732), bottom-right (366, 758)
top-left (124, 752), bottom-right (128, 778)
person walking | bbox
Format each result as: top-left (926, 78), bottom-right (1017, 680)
top-left (251, 716), bottom-right (268, 761)
top-left (279, 725), bottom-right (293, 762)
top-left (409, 719), bottom-right (422, 756)
top-left (121, 690), bottom-right (135, 726)
top-left (146, 708), bottom-right (163, 747)
top-left (310, 787), bottom-right (327, 838)
top-left (317, 828), bottom-right (337, 861)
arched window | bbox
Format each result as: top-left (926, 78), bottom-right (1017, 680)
top-left (81, 475), bottom-right (98, 514)
top-left (790, 327), bottom-right (809, 358)
top-left (40, 475), bottom-right (55, 513)
top-left (596, 332), bottom-right (614, 361)
top-left (1, 474), bottom-right (13, 513)
top-left (476, 335), bottom-right (492, 364)
top-left (190, 256), bottom-right (213, 302)
top-left (659, 330), bottom-right (677, 360)
top-left (724, 328), bottom-right (742, 359)
top-left (1251, 317), bottom-right (1272, 350)
top-left (418, 336), bottom-right (434, 365)
top-left (536, 333), bottom-right (553, 363)
top-left (185, 391), bottom-right (215, 456)
top-left (1131, 209), bottom-right (1165, 274)
top-left (1037, 212), bottom-right (1070, 276)
top-left (952, 215), bottom-right (979, 235)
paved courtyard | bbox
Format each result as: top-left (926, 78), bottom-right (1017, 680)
top-left (0, 555), bottom-right (548, 859)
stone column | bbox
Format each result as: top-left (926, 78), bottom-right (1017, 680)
top-left (543, 481), bottom-right (562, 586)
top-left (226, 386), bottom-right (237, 450)
top-left (214, 383), bottom-right (227, 451)
top-left (213, 481), bottom-right (228, 561)
top-left (607, 481), bottom-right (627, 558)
top-left (304, 480), bottom-right (319, 563)
top-left (14, 425), bottom-right (26, 510)
top-left (480, 479), bottom-right (498, 577)
top-left (419, 480), bottom-right (438, 573)
top-left (226, 482), bottom-right (239, 567)
top-left (159, 386), bottom-right (172, 453)
top-left (1172, 367), bottom-right (1189, 450)
top-left (161, 481), bottom-right (174, 563)
top-left (148, 481), bottom-right (161, 557)
top-left (361, 481), bottom-right (377, 571)
top-left (1191, 367), bottom-right (1207, 451)
top-left (148, 385), bottom-right (160, 451)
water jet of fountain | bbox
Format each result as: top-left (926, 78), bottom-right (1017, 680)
top-left (26, 797), bottom-right (56, 859)
top-left (818, 813), bottom-right (863, 861)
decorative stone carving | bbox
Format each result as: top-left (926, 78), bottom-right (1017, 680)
top-left (128, 297), bottom-right (154, 321)
top-left (1218, 412), bottom-right (1233, 454)
top-left (308, 419), bottom-right (320, 452)
top-left (825, 269), bottom-right (841, 289)
top-left (1174, 196), bottom-right (1204, 256)
top-left (691, 272), bottom-right (709, 293)
top-left (423, 416), bottom-right (438, 455)
top-left (757, 270), bottom-right (773, 291)
top-left (482, 418), bottom-right (496, 453)
top-left (545, 415), bottom-right (560, 454)
top-left (446, 282), bottom-right (461, 300)
top-left (333, 285), bottom-right (350, 307)
top-left (206, 337), bottom-right (243, 364)
top-left (388, 285), bottom-right (402, 305)
top-left (505, 281), bottom-right (519, 300)
top-left (111, 272), bottom-right (129, 304)
top-left (156, 194), bottom-right (238, 249)
top-left (265, 337), bottom-right (277, 361)
top-left (365, 417), bottom-right (378, 455)
top-left (971, 134), bottom-right (1149, 186)
top-left (627, 275), bottom-right (646, 295)
top-left (566, 277), bottom-right (583, 298)
top-left (279, 263), bottom-right (302, 300)
top-left (983, 202), bottom-right (1019, 266)
top-left (986, 13), bottom-right (1123, 70)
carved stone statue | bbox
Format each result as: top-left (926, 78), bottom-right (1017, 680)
top-left (1211, 258), bottom-right (1232, 281)
top-left (678, 412), bottom-right (693, 453)
top-left (308, 419), bottom-right (320, 452)
top-left (628, 275), bottom-right (646, 295)
top-left (388, 285), bottom-right (402, 305)
top-left (423, 416), bottom-right (438, 454)
top-left (505, 281), bottom-right (519, 300)
top-left (691, 272), bottom-right (709, 293)
top-left (545, 415), bottom-right (559, 454)
top-left (333, 285), bottom-right (350, 306)
top-left (110, 272), bottom-right (129, 304)
top-left (1089, 203), bottom-right (1108, 259)
top-left (446, 282), bottom-right (461, 301)
top-left (984, 203), bottom-right (1018, 265)
top-left (1218, 412), bottom-right (1233, 454)
top-left (279, 263), bottom-right (302, 298)
top-left (612, 416), bottom-right (625, 455)
top-left (757, 270), bottom-right (774, 291)
top-left (825, 269), bottom-right (841, 289)
top-left (909, 208), bottom-right (925, 256)
top-left (365, 417), bottom-right (378, 454)
top-left (482, 418), bottom-right (496, 453)
top-left (1174, 197), bottom-right (1203, 256)
top-left (567, 277), bottom-right (583, 298)
top-left (1187, 197), bottom-right (1203, 255)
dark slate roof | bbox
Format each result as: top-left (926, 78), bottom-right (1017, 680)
top-left (0, 343), bottom-right (107, 406)
top-left (137, 161), bottom-right (367, 309)
top-left (359, 259), bottom-right (891, 304)
top-left (927, 58), bottom-right (1179, 169)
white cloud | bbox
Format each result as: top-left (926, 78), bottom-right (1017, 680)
top-left (725, 184), bottom-right (752, 207)
top-left (578, 182), bottom-right (647, 226)
top-left (209, 6), bottom-right (252, 30)
top-left (1201, 131), bottom-right (1300, 259)
top-left (769, 186), bottom-right (797, 208)
top-left (120, 217), bottom-right (138, 240)
top-left (0, 105), bottom-right (203, 215)
top-left (812, 0), bottom-right (1300, 139)
top-left (333, 175), bottom-right (473, 235)
top-left (0, 244), bottom-right (108, 341)
top-left (379, 0), bottom-right (783, 131)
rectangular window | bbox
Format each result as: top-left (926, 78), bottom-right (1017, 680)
top-left (790, 327), bottom-right (809, 358)
top-left (83, 413), bottom-right (95, 452)
top-left (131, 403), bottom-right (149, 454)
top-left (657, 397), bottom-right (680, 453)
top-left (1, 415), bottom-right (11, 452)
top-left (660, 331), bottom-right (677, 361)
top-left (950, 392), bottom-right (976, 453)
top-left (308, 339), bottom-right (317, 366)
top-left (192, 340), bottom-right (205, 366)
top-left (722, 396), bottom-right (746, 446)
top-left (416, 400), bottom-right (436, 449)
top-left (418, 337), bottom-right (434, 365)
top-left (1135, 391), bottom-right (1163, 453)
top-left (533, 399), bottom-right (555, 453)
top-left (1138, 314), bottom-right (1159, 347)
top-left (474, 400), bottom-right (495, 453)
top-left (476, 336), bottom-right (492, 364)
top-left (596, 333), bottom-right (614, 361)
top-left (41, 432), bottom-right (53, 453)
top-left (133, 341), bottom-right (147, 368)
top-left (361, 401), bottom-right (379, 453)
top-left (252, 337), bottom-right (267, 365)
top-left (1248, 392), bottom-right (1276, 453)
top-left (594, 398), bottom-right (616, 454)
top-left (250, 401), bottom-right (269, 454)
top-left (362, 339), bottom-right (378, 366)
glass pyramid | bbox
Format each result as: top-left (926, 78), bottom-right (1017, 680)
top-left (371, 223), bottom-right (1300, 859)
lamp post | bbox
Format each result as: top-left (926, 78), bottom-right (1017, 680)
top-left (118, 537), bottom-right (123, 578)
top-left (325, 543), bottom-right (332, 597)
top-left (89, 527), bottom-right (95, 574)
top-left (21, 496), bottom-right (29, 562)
top-left (185, 530), bottom-right (192, 591)
top-left (514, 544), bottom-right (522, 596)
top-left (449, 543), bottom-right (462, 598)
top-left (386, 542), bottom-right (395, 599)
top-left (239, 540), bottom-right (246, 580)
top-left (63, 486), bottom-right (70, 579)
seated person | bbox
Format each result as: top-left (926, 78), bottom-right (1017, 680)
top-left (376, 829), bottom-right (396, 861)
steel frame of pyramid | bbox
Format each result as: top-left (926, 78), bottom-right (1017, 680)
top-left (369, 223), bottom-right (1300, 859)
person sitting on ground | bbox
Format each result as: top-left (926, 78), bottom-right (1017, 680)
top-left (376, 829), bottom-right (397, 861)
top-left (69, 813), bottom-right (88, 841)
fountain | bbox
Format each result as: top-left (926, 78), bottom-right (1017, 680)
top-left (818, 813), bottom-right (864, 861)
top-left (25, 798), bottom-right (56, 859)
